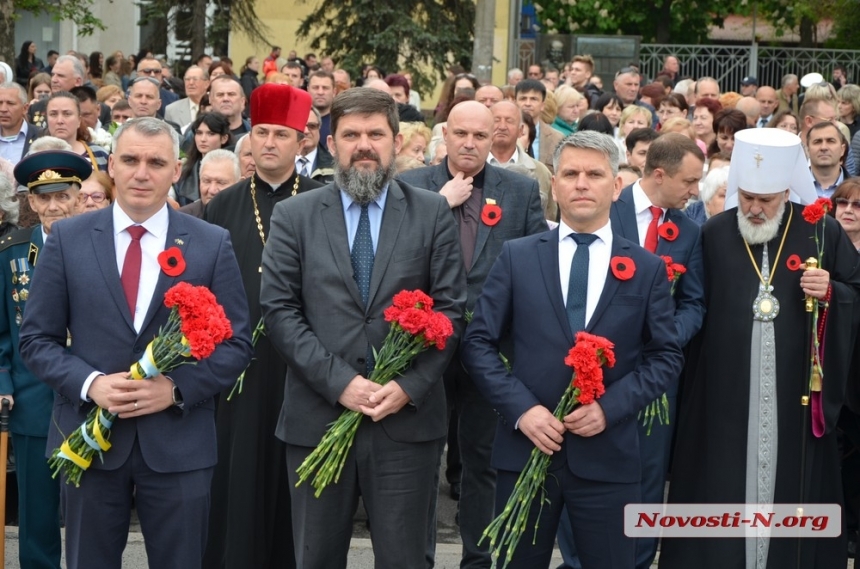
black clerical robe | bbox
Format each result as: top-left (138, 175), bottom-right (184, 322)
top-left (660, 203), bottom-right (860, 569)
top-left (202, 172), bottom-right (323, 569)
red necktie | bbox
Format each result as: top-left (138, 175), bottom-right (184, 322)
top-left (644, 206), bottom-right (662, 253)
top-left (121, 225), bottom-right (147, 318)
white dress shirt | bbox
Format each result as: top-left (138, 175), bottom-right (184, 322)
top-left (297, 148), bottom-right (317, 176)
top-left (487, 147), bottom-right (519, 165)
top-left (80, 203), bottom-right (170, 401)
top-left (558, 219), bottom-right (613, 328)
top-left (632, 181), bottom-right (666, 247)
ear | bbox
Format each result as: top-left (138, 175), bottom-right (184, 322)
top-left (612, 174), bottom-right (623, 201)
top-left (172, 158), bottom-right (181, 184)
top-left (394, 131), bottom-right (403, 154)
top-left (108, 153), bottom-right (115, 178)
top-left (326, 134), bottom-right (336, 156)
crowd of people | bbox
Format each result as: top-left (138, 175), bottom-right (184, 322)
top-left (0, 38), bottom-right (858, 569)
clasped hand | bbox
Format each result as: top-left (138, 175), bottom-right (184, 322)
top-left (799, 266), bottom-right (830, 299)
top-left (87, 372), bottom-right (174, 418)
top-left (338, 375), bottom-right (411, 422)
top-left (520, 402), bottom-right (607, 455)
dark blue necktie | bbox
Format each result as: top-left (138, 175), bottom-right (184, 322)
top-left (566, 233), bottom-right (598, 334)
top-left (351, 204), bottom-right (375, 374)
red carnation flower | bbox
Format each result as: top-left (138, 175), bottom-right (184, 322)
top-left (481, 203), bottom-right (502, 226)
top-left (158, 247), bottom-right (186, 277)
top-left (658, 221), bottom-right (679, 241)
top-left (610, 256), bottom-right (635, 280)
top-left (397, 307), bottom-right (430, 336)
top-left (670, 263), bottom-right (686, 276)
top-left (803, 202), bottom-right (826, 224)
top-left (423, 312), bottom-right (454, 350)
top-left (786, 254), bottom-right (802, 271)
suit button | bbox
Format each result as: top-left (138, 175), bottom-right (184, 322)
top-left (357, 358), bottom-right (365, 365)
top-left (133, 347), bottom-right (142, 354)
top-left (365, 317), bottom-right (373, 324)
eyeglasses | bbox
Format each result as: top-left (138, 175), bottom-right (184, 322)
top-left (455, 73), bottom-right (477, 81)
top-left (835, 197), bottom-right (860, 209)
top-left (130, 76), bottom-right (161, 88)
top-left (810, 115), bottom-right (837, 124)
top-left (615, 66), bottom-right (640, 77)
top-left (306, 122), bottom-right (320, 130)
top-left (82, 192), bottom-right (106, 203)
top-left (184, 76), bottom-right (205, 83)
top-left (138, 68), bottom-right (162, 76)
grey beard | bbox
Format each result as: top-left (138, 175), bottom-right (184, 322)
top-left (736, 199), bottom-right (786, 244)
top-left (334, 153), bottom-right (397, 205)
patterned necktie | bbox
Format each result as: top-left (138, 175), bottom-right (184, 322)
top-left (644, 206), bottom-right (662, 253)
top-left (759, 117), bottom-right (768, 128)
top-left (298, 156), bottom-right (309, 177)
top-left (566, 233), bottom-right (598, 334)
top-left (351, 204), bottom-right (374, 306)
top-left (121, 225), bottom-right (147, 319)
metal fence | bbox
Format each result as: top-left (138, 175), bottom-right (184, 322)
top-left (517, 39), bottom-right (860, 91)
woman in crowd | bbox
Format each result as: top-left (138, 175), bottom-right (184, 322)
top-left (208, 61), bottom-right (233, 80)
top-left (174, 112), bottom-right (232, 205)
top-left (240, 57), bottom-right (260, 100)
top-left (102, 54), bottom-right (123, 88)
top-left (832, 178), bottom-right (860, 250)
top-left (692, 97), bottom-right (722, 151)
top-left (15, 41), bottom-right (43, 88)
top-left (616, 104), bottom-right (652, 155)
top-left (398, 122), bottom-right (431, 164)
top-left (27, 73), bottom-right (51, 103)
top-left (639, 83), bottom-right (665, 112)
top-left (45, 92), bottom-right (109, 172)
top-left (577, 112), bottom-right (614, 136)
top-left (551, 85), bottom-right (583, 137)
top-left (699, 166), bottom-right (729, 219)
top-left (593, 93), bottom-right (624, 136)
top-left (434, 73), bottom-right (480, 123)
top-left (0, 174), bottom-right (18, 238)
top-left (89, 51), bottom-right (104, 84)
top-left (709, 108), bottom-right (748, 157)
top-left (767, 110), bottom-right (800, 134)
top-left (839, 85), bottom-right (860, 142)
top-left (79, 171), bottom-right (114, 213)
top-left (656, 93), bottom-right (689, 129)
top-left (96, 85), bottom-right (124, 109)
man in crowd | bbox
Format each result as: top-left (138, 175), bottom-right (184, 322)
top-left (281, 61), bottom-right (304, 89)
top-left (736, 96), bottom-right (762, 128)
top-left (233, 133), bottom-right (255, 179)
top-left (527, 64), bottom-right (544, 80)
top-left (42, 50), bottom-right (58, 75)
top-left (507, 68), bottom-right (523, 86)
top-left (110, 100), bottom-right (133, 127)
top-left (309, 70), bottom-right (335, 142)
top-left (475, 84), bottom-right (504, 108)
top-left (0, 149), bottom-right (90, 569)
top-left (28, 55), bottom-right (84, 127)
top-left (614, 67), bottom-right (641, 107)
top-left (135, 57), bottom-right (178, 117)
top-left (756, 86), bottom-right (779, 127)
top-left (740, 76), bottom-right (758, 97)
top-left (778, 73), bottom-right (800, 114)
top-left (19, 117), bottom-right (252, 569)
top-left (625, 128), bottom-right (660, 172)
top-left (0, 82), bottom-right (36, 165)
top-left (808, 121), bottom-right (848, 198)
top-left (833, 64), bottom-right (849, 91)
top-left (209, 76), bottom-right (250, 139)
top-left (127, 77), bottom-right (162, 120)
top-left (165, 66), bottom-right (209, 129)
top-left (178, 149), bottom-right (240, 218)
top-left (694, 77), bottom-right (721, 103)
top-left (569, 55), bottom-right (601, 107)
top-left (204, 83), bottom-right (322, 569)
top-left (799, 97), bottom-right (838, 148)
top-left (660, 127), bottom-right (860, 569)
top-left (399, 100), bottom-right (546, 566)
top-left (487, 99), bottom-right (555, 221)
top-left (260, 88), bottom-right (466, 567)
top-left (263, 46), bottom-right (281, 78)
top-left (660, 55), bottom-right (680, 85)
top-left (462, 130), bottom-right (683, 567)
top-left (295, 107), bottom-right (333, 184)
top-left (515, 79), bottom-right (563, 172)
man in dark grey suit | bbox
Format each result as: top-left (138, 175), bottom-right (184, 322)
top-left (260, 88), bottom-right (467, 568)
top-left (399, 100), bottom-right (547, 568)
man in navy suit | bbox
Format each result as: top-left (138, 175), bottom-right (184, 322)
top-left (462, 130), bottom-right (684, 568)
top-left (18, 117), bottom-right (253, 569)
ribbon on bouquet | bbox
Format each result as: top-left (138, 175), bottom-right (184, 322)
top-left (57, 409), bottom-right (114, 470)
top-left (130, 338), bottom-right (191, 380)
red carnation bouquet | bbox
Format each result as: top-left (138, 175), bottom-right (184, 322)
top-left (296, 289), bottom-right (454, 497)
top-left (482, 332), bottom-right (614, 568)
top-left (50, 282), bottom-right (233, 486)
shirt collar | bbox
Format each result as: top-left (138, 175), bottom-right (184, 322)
top-left (811, 167), bottom-right (845, 194)
top-left (113, 202), bottom-right (169, 239)
top-left (299, 147), bottom-right (318, 167)
top-left (557, 218), bottom-right (613, 247)
top-left (632, 180), bottom-right (663, 217)
top-left (339, 184), bottom-right (389, 212)
top-left (487, 147), bottom-right (519, 165)
top-left (444, 157), bottom-right (486, 188)
top-left (0, 121), bottom-right (26, 142)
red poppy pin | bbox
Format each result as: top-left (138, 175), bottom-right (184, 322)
top-left (481, 198), bottom-right (502, 226)
top-left (610, 256), bottom-right (635, 280)
top-left (786, 254), bottom-right (802, 271)
top-left (158, 247), bottom-right (186, 277)
top-left (657, 220), bottom-right (679, 241)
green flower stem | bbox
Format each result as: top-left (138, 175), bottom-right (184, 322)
top-left (637, 394), bottom-right (670, 436)
top-left (227, 317), bottom-right (266, 401)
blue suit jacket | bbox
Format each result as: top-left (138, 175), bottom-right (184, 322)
top-left (19, 205), bottom-right (253, 472)
top-left (610, 184), bottom-right (705, 355)
top-left (461, 230), bottom-right (684, 483)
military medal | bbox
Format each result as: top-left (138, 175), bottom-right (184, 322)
top-left (14, 308), bottom-right (22, 326)
top-left (18, 289), bottom-right (28, 301)
top-left (19, 273), bottom-right (29, 285)
top-left (743, 204), bottom-right (793, 322)
top-left (11, 288), bottom-right (18, 302)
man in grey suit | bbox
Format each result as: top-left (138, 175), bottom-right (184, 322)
top-left (398, 100), bottom-right (547, 568)
top-left (164, 66), bottom-right (210, 129)
top-left (260, 88), bottom-right (467, 568)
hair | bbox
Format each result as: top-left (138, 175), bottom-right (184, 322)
top-left (521, 111), bottom-right (536, 156)
top-left (799, 97), bottom-right (836, 123)
top-left (515, 79), bottom-right (547, 101)
top-left (643, 132), bottom-right (704, 176)
top-left (674, 79), bottom-right (694, 96)
top-left (0, 173), bottom-right (19, 226)
top-left (309, 69), bottom-right (335, 87)
top-left (708, 150), bottom-right (732, 169)
top-left (331, 88), bottom-right (399, 138)
top-left (89, 51), bottom-right (103, 79)
top-left (71, 85), bottom-right (97, 104)
top-left (85, 170), bottom-right (115, 203)
top-left (659, 92), bottom-right (689, 114)
top-left (804, 82), bottom-right (838, 102)
top-left (234, 133), bottom-right (249, 157)
top-left (114, 117), bottom-right (180, 160)
top-left (46, 91), bottom-right (90, 142)
top-left (830, 177), bottom-right (860, 217)
top-left (640, 83), bottom-right (665, 109)
top-left (766, 109), bottom-right (799, 130)
top-left (694, 97), bottom-right (722, 118)
top-left (96, 84), bottom-right (123, 104)
top-left (384, 74), bottom-right (410, 98)
top-left (619, 105), bottom-right (653, 131)
top-left (105, 54), bottom-right (118, 72)
top-left (553, 130), bottom-right (620, 175)
top-left (200, 148), bottom-right (241, 181)
top-left (782, 74), bottom-right (798, 88)
top-left (47, 49), bottom-right (58, 58)
top-left (625, 127), bottom-right (660, 153)
top-left (619, 163), bottom-right (642, 177)
top-left (183, 112), bottom-right (232, 179)
top-left (507, 68), bottom-right (523, 81)
top-left (695, 77), bottom-right (719, 95)
top-left (27, 72), bottom-right (50, 101)
top-left (240, 56), bottom-right (257, 75)
top-left (713, 108), bottom-right (748, 136)
top-left (577, 112), bottom-right (615, 135)
top-left (194, 53), bottom-right (211, 66)
top-left (571, 55), bottom-right (594, 74)
top-left (0, 81), bottom-right (27, 105)
top-left (718, 91), bottom-right (742, 109)
top-left (440, 93), bottom-right (475, 124)
top-left (700, 166), bottom-right (729, 215)
top-left (839, 85), bottom-right (860, 120)
top-left (265, 72), bottom-right (290, 85)
top-left (208, 61), bottom-right (233, 79)
top-left (400, 121), bottom-right (431, 150)
top-left (56, 55), bottom-right (85, 80)
top-left (594, 93), bottom-right (624, 114)
top-left (111, 99), bottom-right (131, 114)
top-left (17, 41), bottom-right (35, 79)
top-left (660, 117), bottom-right (696, 140)
top-left (395, 155), bottom-right (425, 174)
top-left (541, 90), bottom-right (557, 124)
top-left (654, 74), bottom-right (674, 90)
top-left (27, 136), bottom-right (72, 154)
top-left (554, 85), bottom-right (584, 109)
top-left (282, 60), bottom-right (303, 73)
top-left (806, 120), bottom-right (845, 146)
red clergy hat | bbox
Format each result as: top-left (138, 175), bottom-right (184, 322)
top-left (250, 83), bottom-right (312, 132)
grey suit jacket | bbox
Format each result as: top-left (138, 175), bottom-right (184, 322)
top-left (260, 180), bottom-right (467, 446)
top-left (398, 162), bottom-right (547, 310)
top-left (165, 98), bottom-right (194, 127)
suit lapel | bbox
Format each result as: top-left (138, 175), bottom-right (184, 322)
top-left (367, 181), bottom-right (406, 309)
top-left (320, 186), bottom-right (365, 311)
top-left (138, 208), bottom-right (190, 335)
top-left (655, 208), bottom-right (680, 258)
top-left (537, 230), bottom-right (573, 345)
top-left (91, 208), bottom-right (135, 332)
top-left (471, 166), bottom-right (503, 271)
top-left (585, 238), bottom-right (627, 333)
top-left (612, 185), bottom-right (639, 242)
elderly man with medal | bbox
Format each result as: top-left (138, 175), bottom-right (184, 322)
top-left (0, 150), bottom-right (90, 569)
top-left (660, 128), bottom-right (860, 569)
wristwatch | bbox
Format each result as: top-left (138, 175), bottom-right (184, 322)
top-left (172, 382), bottom-right (184, 409)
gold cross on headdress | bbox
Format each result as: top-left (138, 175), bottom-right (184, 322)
top-left (754, 152), bottom-right (763, 168)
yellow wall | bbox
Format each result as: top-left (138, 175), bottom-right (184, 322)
top-left (229, 0), bottom-right (514, 111)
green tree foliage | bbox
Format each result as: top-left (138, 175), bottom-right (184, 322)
top-left (297, 0), bottom-right (474, 97)
top-left (0, 0), bottom-right (105, 63)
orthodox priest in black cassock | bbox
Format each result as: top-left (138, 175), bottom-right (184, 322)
top-left (660, 128), bottom-right (860, 569)
top-left (202, 84), bottom-right (324, 569)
